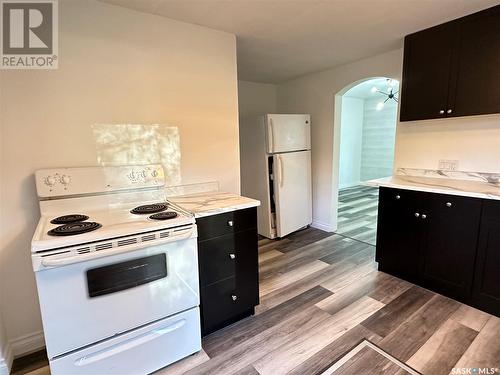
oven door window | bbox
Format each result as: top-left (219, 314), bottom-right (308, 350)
top-left (86, 254), bottom-right (167, 298)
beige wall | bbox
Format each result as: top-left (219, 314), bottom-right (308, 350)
top-left (238, 80), bottom-right (277, 120)
top-left (237, 80), bottom-right (277, 190)
top-left (395, 115), bottom-right (500, 172)
top-left (277, 48), bottom-right (500, 231)
top-left (277, 49), bottom-right (403, 231)
top-left (0, 67), bottom-right (10, 375)
top-left (0, 0), bottom-right (239, 354)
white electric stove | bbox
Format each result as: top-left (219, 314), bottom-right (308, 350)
top-left (31, 164), bottom-right (201, 375)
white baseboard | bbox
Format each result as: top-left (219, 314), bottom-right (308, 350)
top-left (9, 330), bottom-right (45, 357)
top-left (0, 340), bottom-right (13, 375)
top-left (311, 220), bottom-right (336, 232)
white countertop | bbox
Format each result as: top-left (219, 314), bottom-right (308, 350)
top-left (366, 175), bottom-right (500, 200)
top-left (169, 191), bottom-right (260, 218)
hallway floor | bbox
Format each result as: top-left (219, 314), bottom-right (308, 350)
top-left (336, 185), bottom-right (379, 245)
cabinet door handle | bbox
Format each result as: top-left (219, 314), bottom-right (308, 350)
top-left (421, 214), bottom-right (427, 219)
top-left (439, 110), bottom-right (445, 114)
top-left (229, 253), bottom-right (236, 260)
top-left (395, 195), bottom-right (401, 200)
top-left (447, 109), bottom-right (453, 114)
top-left (227, 220), bottom-right (234, 227)
top-left (446, 202), bottom-right (452, 207)
top-left (414, 212), bottom-right (420, 218)
top-left (231, 294), bottom-right (238, 301)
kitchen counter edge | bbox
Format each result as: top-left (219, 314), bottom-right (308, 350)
top-left (170, 192), bottom-right (261, 218)
top-left (365, 175), bottom-right (500, 201)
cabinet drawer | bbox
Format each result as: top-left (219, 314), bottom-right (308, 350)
top-left (198, 234), bottom-right (237, 287)
top-left (201, 276), bottom-right (258, 334)
top-left (197, 207), bottom-right (257, 240)
top-left (199, 229), bottom-right (258, 287)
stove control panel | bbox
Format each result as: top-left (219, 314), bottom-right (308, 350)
top-left (35, 165), bottom-right (165, 198)
top-left (44, 175), bottom-right (58, 188)
top-left (42, 173), bottom-right (71, 192)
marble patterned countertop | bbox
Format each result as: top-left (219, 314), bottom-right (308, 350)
top-left (366, 168), bottom-right (500, 200)
top-left (169, 191), bottom-right (260, 218)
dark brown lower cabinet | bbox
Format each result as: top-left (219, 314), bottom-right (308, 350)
top-left (419, 194), bottom-right (481, 301)
top-left (196, 208), bottom-right (259, 335)
top-left (376, 188), bottom-right (422, 283)
top-left (473, 201), bottom-right (500, 316)
top-left (376, 187), bottom-right (500, 317)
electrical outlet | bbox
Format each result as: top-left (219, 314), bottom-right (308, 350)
top-left (438, 160), bottom-right (459, 171)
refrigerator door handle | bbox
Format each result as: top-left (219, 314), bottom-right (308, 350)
top-left (269, 117), bottom-right (275, 153)
top-left (278, 155), bottom-right (284, 188)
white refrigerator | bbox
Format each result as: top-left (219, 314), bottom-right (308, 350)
top-left (240, 114), bottom-right (312, 239)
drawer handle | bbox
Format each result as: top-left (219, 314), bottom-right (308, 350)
top-left (227, 220), bottom-right (234, 227)
top-left (229, 253), bottom-right (236, 260)
top-left (395, 195), bottom-right (401, 200)
top-left (446, 202), bottom-right (452, 207)
top-left (231, 294), bottom-right (238, 301)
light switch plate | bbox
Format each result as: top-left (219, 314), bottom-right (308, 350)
top-left (438, 160), bottom-right (459, 171)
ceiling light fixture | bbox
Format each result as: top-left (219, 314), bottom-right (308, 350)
top-left (372, 79), bottom-right (399, 110)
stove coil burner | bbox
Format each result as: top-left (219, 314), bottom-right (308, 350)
top-left (149, 212), bottom-right (178, 221)
top-left (50, 214), bottom-right (89, 225)
top-left (130, 204), bottom-right (168, 215)
top-left (47, 222), bottom-right (102, 236)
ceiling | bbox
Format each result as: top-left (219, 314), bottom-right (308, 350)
top-left (100, 0), bottom-right (500, 83)
top-left (344, 77), bottom-right (399, 100)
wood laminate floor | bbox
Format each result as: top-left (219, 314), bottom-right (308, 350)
top-left (336, 185), bottom-right (379, 246)
top-left (12, 228), bottom-right (500, 375)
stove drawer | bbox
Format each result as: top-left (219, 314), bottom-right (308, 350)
top-left (197, 207), bottom-right (257, 240)
top-left (50, 307), bottom-right (201, 375)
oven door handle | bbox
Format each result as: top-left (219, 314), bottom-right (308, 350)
top-left (74, 319), bottom-right (187, 366)
top-left (40, 227), bottom-right (195, 268)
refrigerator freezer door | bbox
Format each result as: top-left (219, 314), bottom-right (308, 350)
top-left (273, 150), bottom-right (312, 237)
top-left (266, 114), bottom-right (310, 153)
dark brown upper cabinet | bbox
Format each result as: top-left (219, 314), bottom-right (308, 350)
top-left (400, 5), bottom-right (500, 122)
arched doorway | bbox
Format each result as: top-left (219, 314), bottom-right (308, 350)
top-left (333, 77), bottom-right (399, 244)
